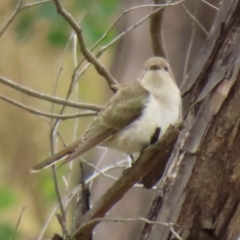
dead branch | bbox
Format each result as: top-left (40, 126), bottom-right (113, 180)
top-left (0, 75), bottom-right (102, 111)
top-left (72, 125), bottom-right (180, 239)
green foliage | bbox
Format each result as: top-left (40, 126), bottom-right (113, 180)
top-left (73, 0), bottom-right (119, 45)
top-left (0, 186), bottom-right (16, 210)
top-left (14, 0), bottom-right (119, 48)
top-left (38, 2), bottom-right (62, 22)
top-left (15, 11), bottom-right (35, 41)
top-left (47, 28), bottom-right (69, 47)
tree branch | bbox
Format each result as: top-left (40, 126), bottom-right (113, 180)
top-left (150, 0), bottom-right (168, 57)
top-left (0, 75), bottom-right (102, 111)
top-left (53, 0), bottom-right (118, 91)
top-left (0, 0), bottom-right (22, 37)
top-left (0, 94), bottom-right (97, 119)
top-left (72, 125), bottom-right (180, 238)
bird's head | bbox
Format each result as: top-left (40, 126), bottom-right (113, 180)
top-left (140, 57), bottom-right (176, 92)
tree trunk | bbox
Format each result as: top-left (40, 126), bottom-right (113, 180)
top-left (139, 0), bottom-right (240, 239)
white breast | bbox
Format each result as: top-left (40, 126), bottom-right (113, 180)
top-left (103, 93), bottom-right (180, 154)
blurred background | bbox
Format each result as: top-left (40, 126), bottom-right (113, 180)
top-left (0, 0), bottom-right (219, 239)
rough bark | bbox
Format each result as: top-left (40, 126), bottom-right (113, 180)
top-left (139, 0), bottom-right (240, 239)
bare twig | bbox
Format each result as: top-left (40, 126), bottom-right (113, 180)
top-left (51, 66), bottom-right (63, 117)
top-left (61, 31), bottom-right (84, 197)
top-left (53, 0), bottom-right (118, 90)
top-left (51, 14), bottom-right (86, 116)
top-left (86, 160), bottom-right (129, 186)
top-left (71, 1), bottom-right (185, 87)
top-left (182, 3), bottom-right (208, 36)
top-left (71, 0), bottom-right (187, 87)
top-left (0, 0), bottom-right (23, 37)
top-left (72, 125), bottom-right (180, 238)
top-left (92, 2), bottom-right (178, 55)
top-left (99, 0), bottom-right (187, 56)
top-left (9, 207), bottom-right (26, 240)
top-left (37, 185), bottom-right (81, 240)
top-left (66, 33), bottom-right (81, 190)
top-left (21, 0), bottom-right (56, 9)
top-left (95, 0), bottom-right (186, 52)
top-left (182, 3), bottom-right (197, 80)
top-left (74, 217), bottom-right (181, 240)
top-left (81, 157), bottom-right (119, 182)
top-left (51, 166), bottom-right (69, 237)
top-left (89, 148), bottom-right (108, 190)
top-left (169, 225), bottom-right (182, 240)
top-left (37, 160), bottom-right (128, 239)
top-left (0, 0), bottom-right (62, 37)
top-left (0, 76), bottom-right (102, 111)
top-left (0, 94), bottom-right (97, 119)
top-left (201, 0), bottom-right (219, 10)
top-left (49, 17), bottom-right (85, 205)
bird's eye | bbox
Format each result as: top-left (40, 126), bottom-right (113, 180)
top-left (164, 66), bottom-right (168, 71)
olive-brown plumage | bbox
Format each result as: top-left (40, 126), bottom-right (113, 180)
top-left (31, 57), bottom-right (181, 172)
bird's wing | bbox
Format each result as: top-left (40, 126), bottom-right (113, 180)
top-left (100, 81), bottom-right (149, 130)
top-left (64, 81), bottom-right (149, 163)
top-left (32, 82), bottom-right (148, 171)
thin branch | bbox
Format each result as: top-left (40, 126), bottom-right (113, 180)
top-left (71, 0), bottom-right (187, 87)
top-left (0, 94), bottom-right (97, 119)
top-left (51, 166), bottom-right (69, 237)
top-left (182, 3), bottom-right (208, 36)
top-left (72, 125), bottom-right (180, 237)
top-left (73, 33), bottom-right (78, 67)
top-left (51, 66), bottom-right (63, 117)
top-left (0, 0), bottom-right (22, 37)
top-left (37, 185), bottom-right (81, 240)
top-left (201, 0), bottom-right (219, 10)
top-left (74, 217), bottom-right (181, 240)
top-left (9, 207), bottom-right (26, 240)
top-left (170, 225), bottom-right (182, 240)
top-left (21, 0), bottom-right (56, 9)
top-left (99, 0), bottom-right (187, 56)
top-left (81, 157), bottom-right (120, 182)
top-left (51, 15), bottom-right (86, 117)
top-left (0, 76), bottom-right (102, 111)
top-left (37, 160), bottom-right (128, 239)
top-left (85, 160), bottom-right (129, 186)
top-left (53, 0), bottom-right (118, 91)
top-left (49, 19), bottom-right (84, 202)
top-left (72, 2), bottom-right (180, 87)
top-left (72, 62), bottom-right (91, 89)
top-left (64, 32), bottom-right (82, 196)
top-left (0, 0), bottom-right (61, 37)
top-left (48, 15), bottom-right (92, 180)
top-left (92, 2), bottom-right (179, 55)
top-left (89, 148), bottom-right (108, 190)
top-left (182, 3), bottom-right (197, 80)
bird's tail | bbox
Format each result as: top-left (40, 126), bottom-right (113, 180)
top-left (31, 129), bottom-right (113, 172)
top-left (31, 138), bottom-right (82, 172)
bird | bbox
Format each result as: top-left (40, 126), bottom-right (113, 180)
top-left (31, 57), bottom-right (182, 172)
